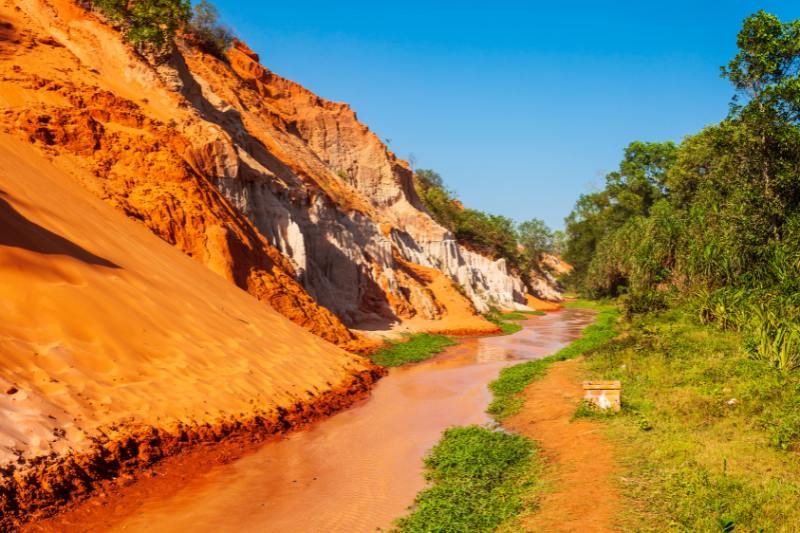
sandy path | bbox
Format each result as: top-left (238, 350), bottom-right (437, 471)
top-left (505, 358), bottom-right (620, 532)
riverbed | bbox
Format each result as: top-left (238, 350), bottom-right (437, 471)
top-left (46, 308), bottom-right (595, 532)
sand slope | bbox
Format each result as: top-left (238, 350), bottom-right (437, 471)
top-left (0, 0), bottom-right (372, 350)
top-left (0, 135), bottom-right (378, 524)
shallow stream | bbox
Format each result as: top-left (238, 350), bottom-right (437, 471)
top-left (110, 308), bottom-right (595, 532)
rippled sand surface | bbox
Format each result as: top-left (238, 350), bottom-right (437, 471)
top-left (112, 309), bottom-right (595, 533)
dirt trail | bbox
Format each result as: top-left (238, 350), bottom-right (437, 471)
top-left (505, 358), bottom-right (620, 532)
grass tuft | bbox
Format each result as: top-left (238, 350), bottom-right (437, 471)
top-left (370, 333), bottom-right (456, 367)
top-left (394, 425), bottom-right (541, 533)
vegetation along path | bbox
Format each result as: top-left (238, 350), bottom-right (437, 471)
top-left (396, 302), bottom-right (621, 531)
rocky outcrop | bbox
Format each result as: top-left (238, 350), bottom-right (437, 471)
top-left (179, 39), bottom-right (530, 324)
top-left (528, 254), bottom-right (571, 302)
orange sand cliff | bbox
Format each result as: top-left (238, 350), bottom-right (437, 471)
top-left (0, 136), bottom-right (382, 527)
top-left (0, 0), bottom-right (506, 341)
top-left (0, 0), bottom-right (374, 351)
top-left (0, 0), bottom-right (565, 526)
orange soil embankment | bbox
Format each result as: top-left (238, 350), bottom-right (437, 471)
top-left (505, 358), bottom-right (620, 532)
top-left (0, 135), bottom-right (383, 530)
top-left (0, 0), bottom-right (373, 352)
top-left (526, 293), bottom-right (562, 312)
top-left (393, 256), bottom-right (500, 336)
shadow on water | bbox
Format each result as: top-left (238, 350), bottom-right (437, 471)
top-left (0, 191), bottom-right (120, 268)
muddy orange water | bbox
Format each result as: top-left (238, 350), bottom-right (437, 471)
top-left (93, 309), bottom-right (594, 532)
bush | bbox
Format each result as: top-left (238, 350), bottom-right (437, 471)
top-left (90, 0), bottom-right (191, 53)
top-left (190, 0), bottom-right (235, 59)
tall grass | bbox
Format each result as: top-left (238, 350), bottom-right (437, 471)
top-left (582, 307), bottom-right (800, 530)
top-left (694, 287), bottom-right (800, 371)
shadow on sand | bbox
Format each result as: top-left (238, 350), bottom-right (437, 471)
top-left (0, 191), bottom-right (120, 268)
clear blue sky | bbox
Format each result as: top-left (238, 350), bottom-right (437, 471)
top-left (211, 1), bottom-right (799, 230)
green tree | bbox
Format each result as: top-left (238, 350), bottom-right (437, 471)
top-left (126, 0), bottom-right (190, 51)
top-left (551, 229), bottom-right (567, 256)
top-left (564, 141), bottom-right (677, 289)
top-left (517, 218), bottom-right (553, 260)
top-left (721, 11), bottom-right (800, 238)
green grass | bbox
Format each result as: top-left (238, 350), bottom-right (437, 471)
top-left (484, 308), bottom-right (549, 335)
top-left (562, 298), bottom-right (615, 310)
top-left (484, 308), bottom-right (530, 335)
top-left (370, 333), bottom-right (456, 367)
top-left (572, 399), bottom-right (619, 421)
top-left (485, 314), bottom-right (523, 335)
top-left (487, 302), bottom-right (620, 420)
top-left (582, 306), bottom-right (800, 531)
top-left (394, 425), bottom-right (542, 533)
top-left (500, 310), bottom-right (546, 320)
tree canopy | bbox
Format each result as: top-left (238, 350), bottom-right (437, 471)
top-left (563, 10), bottom-right (800, 368)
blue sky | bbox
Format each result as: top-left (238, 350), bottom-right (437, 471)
top-left (211, 1), bottom-right (799, 230)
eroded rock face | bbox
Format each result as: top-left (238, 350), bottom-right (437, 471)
top-left (2, 0), bottom-right (369, 350)
top-left (179, 40), bottom-right (531, 323)
top-left (5, 0), bottom-right (545, 343)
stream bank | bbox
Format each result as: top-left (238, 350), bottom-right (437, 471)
top-left (28, 309), bottom-right (594, 533)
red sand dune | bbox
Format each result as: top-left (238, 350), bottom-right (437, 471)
top-left (0, 136), bottom-right (380, 528)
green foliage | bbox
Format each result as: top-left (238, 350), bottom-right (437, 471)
top-left (499, 310), bottom-right (545, 320)
top-left (487, 360), bottom-right (550, 420)
top-left (564, 12), bottom-right (800, 374)
top-left (483, 307), bottom-right (523, 335)
top-left (370, 333), bottom-right (456, 367)
top-left (722, 10), bottom-right (800, 121)
top-left (487, 303), bottom-right (619, 420)
top-left (414, 169), bottom-right (557, 279)
top-left (394, 425), bottom-right (541, 533)
top-left (414, 169), bottom-right (463, 233)
top-left (692, 285), bottom-right (800, 371)
top-left (90, 0), bottom-right (191, 53)
top-left (582, 307), bottom-right (800, 530)
top-left (91, 0), bottom-right (127, 22)
top-left (517, 218), bottom-right (553, 260)
top-left (190, 0), bottom-right (235, 58)
top-left (456, 209), bottom-right (520, 264)
top-left (564, 140), bottom-right (678, 287)
top-left (551, 229), bottom-right (567, 256)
